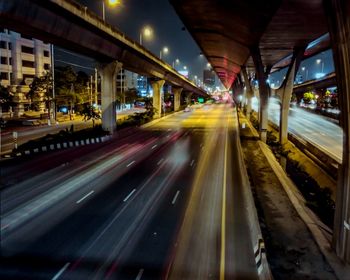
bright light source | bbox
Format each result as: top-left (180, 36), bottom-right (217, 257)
top-left (238, 95), bottom-right (243, 101)
top-left (315, 73), bottom-right (325, 79)
top-left (183, 66), bottom-right (187, 70)
top-left (316, 59), bottom-right (322, 64)
top-left (301, 67), bottom-right (306, 71)
top-left (108, 0), bottom-right (120, 6)
top-left (163, 46), bottom-right (169, 53)
top-left (175, 58), bottom-right (180, 63)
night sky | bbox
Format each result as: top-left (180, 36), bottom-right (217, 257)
top-left (56, 0), bottom-right (212, 84)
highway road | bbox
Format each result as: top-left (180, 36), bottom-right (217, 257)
top-left (0, 104), bottom-right (258, 279)
top-left (252, 97), bottom-right (343, 162)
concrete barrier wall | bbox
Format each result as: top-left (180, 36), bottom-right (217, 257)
top-left (269, 121), bottom-right (339, 179)
top-left (235, 110), bottom-right (273, 280)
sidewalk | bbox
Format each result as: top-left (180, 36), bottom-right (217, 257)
top-left (238, 112), bottom-right (342, 280)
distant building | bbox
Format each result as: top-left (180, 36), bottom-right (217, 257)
top-left (0, 29), bottom-right (52, 116)
top-left (137, 75), bottom-right (148, 96)
top-left (203, 69), bottom-right (215, 87)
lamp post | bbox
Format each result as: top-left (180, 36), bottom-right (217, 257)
top-left (160, 46), bottom-right (169, 60)
top-left (102, 0), bottom-right (120, 21)
top-left (140, 26), bottom-right (153, 45)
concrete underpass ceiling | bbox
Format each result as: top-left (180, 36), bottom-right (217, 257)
top-left (170, 0), bottom-right (328, 89)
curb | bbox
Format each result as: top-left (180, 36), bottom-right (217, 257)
top-left (259, 140), bottom-right (350, 280)
top-left (2, 135), bottom-right (112, 159)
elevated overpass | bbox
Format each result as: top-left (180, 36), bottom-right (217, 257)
top-left (170, 0), bottom-right (350, 266)
top-left (0, 0), bottom-right (207, 130)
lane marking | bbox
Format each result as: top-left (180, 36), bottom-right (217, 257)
top-left (190, 159), bottom-right (195, 167)
top-left (172, 190), bottom-right (180, 205)
top-left (51, 262), bottom-right (70, 280)
top-left (123, 188), bottom-right (136, 202)
top-left (135, 268), bottom-right (144, 280)
top-left (76, 191), bottom-right (94, 204)
top-left (126, 161), bottom-right (136, 167)
top-left (151, 144), bottom-right (157, 150)
top-left (157, 158), bottom-right (164, 165)
top-left (220, 125), bottom-right (228, 280)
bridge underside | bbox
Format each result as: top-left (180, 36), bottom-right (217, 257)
top-left (170, 0), bottom-right (327, 88)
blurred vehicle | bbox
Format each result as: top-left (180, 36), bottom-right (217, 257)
top-left (22, 119), bottom-right (41, 126)
top-left (184, 106), bottom-right (192, 112)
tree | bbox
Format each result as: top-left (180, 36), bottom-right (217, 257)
top-left (80, 102), bottom-right (100, 127)
top-left (303, 91), bottom-right (315, 104)
top-left (0, 85), bottom-right (13, 107)
top-left (28, 70), bottom-right (53, 113)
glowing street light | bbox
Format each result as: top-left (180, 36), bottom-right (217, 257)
top-left (172, 58), bottom-right (180, 68)
top-left (102, 0), bottom-right (120, 21)
top-left (160, 46), bottom-right (169, 59)
top-left (140, 26), bottom-right (153, 45)
top-left (183, 65), bottom-right (187, 70)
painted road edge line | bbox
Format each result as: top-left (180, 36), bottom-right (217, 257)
top-left (135, 268), bottom-right (144, 280)
top-left (51, 262), bottom-right (70, 280)
top-left (76, 191), bottom-right (94, 204)
top-left (127, 160), bottom-right (136, 167)
top-left (172, 190), bottom-right (180, 205)
top-left (123, 188), bottom-right (136, 202)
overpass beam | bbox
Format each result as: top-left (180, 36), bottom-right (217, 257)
top-left (251, 46), bottom-right (270, 143)
top-left (279, 46), bottom-right (305, 146)
top-left (324, 0), bottom-right (350, 264)
top-left (173, 87), bottom-right (183, 111)
top-left (151, 80), bottom-right (165, 118)
top-left (241, 66), bottom-right (253, 119)
top-left (98, 61), bottom-right (122, 133)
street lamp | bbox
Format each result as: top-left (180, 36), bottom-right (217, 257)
top-left (172, 58), bottom-right (180, 68)
top-left (102, 0), bottom-right (120, 21)
top-left (301, 66), bottom-right (308, 81)
top-left (183, 65), bottom-right (187, 70)
top-left (160, 46), bottom-right (169, 59)
top-left (140, 26), bottom-right (153, 45)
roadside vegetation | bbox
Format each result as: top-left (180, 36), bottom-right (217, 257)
top-left (250, 112), bottom-right (335, 228)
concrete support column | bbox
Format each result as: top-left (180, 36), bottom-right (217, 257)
top-left (279, 47), bottom-right (305, 146)
top-left (34, 39), bottom-right (44, 77)
top-left (173, 87), bottom-right (183, 111)
top-left (151, 80), bottom-right (165, 118)
top-left (251, 47), bottom-right (270, 143)
top-left (11, 32), bottom-right (22, 84)
top-left (186, 92), bottom-right (193, 106)
top-left (241, 66), bottom-right (253, 120)
top-left (324, 0), bottom-right (350, 264)
top-left (98, 61), bottom-right (122, 133)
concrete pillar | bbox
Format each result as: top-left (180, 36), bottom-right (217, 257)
top-left (173, 87), bottom-right (183, 111)
top-left (279, 47), bottom-right (305, 146)
top-left (11, 32), bottom-right (22, 84)
top-left (241, 66), bottom-right (253, 120)
top-left (34, 39), bottom-right (44, 77)
top-left (151, 80), bottom-right (165, 118)
top-left (98, 61), bottom-right (122, 133)
top-left (324, 0), bottom-right (350, 263)
top-left (251, 47), bottom-right (270, 143)
top-left (186, 92), bottom-right (193, 106)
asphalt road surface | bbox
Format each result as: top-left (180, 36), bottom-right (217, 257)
top-left (252, 97), bottom-right (342, 162)
top-left (0, 104), bottom-right (258, 279)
